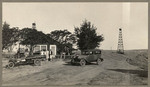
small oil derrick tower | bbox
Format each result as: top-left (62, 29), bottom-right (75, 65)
top-left (32, 23), bottom-right (36, 29)
top-left (117, 28), bottom-right (124, 54)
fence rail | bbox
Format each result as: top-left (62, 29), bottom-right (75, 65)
top-left (55, 55), bottom-right (74, 59)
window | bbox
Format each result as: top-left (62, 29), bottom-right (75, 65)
top-left (85, 51), bottom-right (89, 55)
top-left (95, 51), bottom-right (101, 54)
top-left (82, 51), bottom-right (85, 55)
top-left (89, 51), bottom-right (93, 55)
top-left (41, 45), bottom-right (47, 51)
top-left (82, 51), bottom-right (88, 55)
top-left (34, 46), bottom-right (40, 52)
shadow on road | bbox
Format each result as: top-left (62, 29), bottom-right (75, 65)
top-left (107, 69), bottom-right (148, 77)
top-left (63, 61), bottom-right (98, 66)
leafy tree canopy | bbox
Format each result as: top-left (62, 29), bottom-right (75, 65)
top-left (48, 29), bottom-right (77, 44)
top-left (20, 28), bottom-right (48, 45)
top-left (74, 20), bottom-right (104, 51)
top-left (2, 22), bottom-right (19, 50)
top-left (20, 28), bottom-right (59, 55)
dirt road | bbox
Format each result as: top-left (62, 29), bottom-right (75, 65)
top-left (2, 51), bottom-right (148, 86)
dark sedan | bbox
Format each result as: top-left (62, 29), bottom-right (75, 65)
top-left (71, 49), bottom-right (103, 66)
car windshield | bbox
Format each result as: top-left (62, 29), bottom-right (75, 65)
top-left (95, 51), bottom-right (101, 54)
top-left (82, 51), bottom-right (94, 55)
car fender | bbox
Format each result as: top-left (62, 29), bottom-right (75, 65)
top-left (9, 58), bottom-right (16, 62)
top-left (99, 58), bottom-right (104, 62)
top-left (80, 58), bottom-right (88, 63)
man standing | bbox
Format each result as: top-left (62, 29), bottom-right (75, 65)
top-left (24, 49), bottom-right (29, 58)
top-left (40, 50), bottom-right (44, 55)
top-left (46, 50), bottom-right (49, 61)
top-left (49, 50), bottom-right (53, 61)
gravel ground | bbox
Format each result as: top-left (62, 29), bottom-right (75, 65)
top-left (2, 50), bottom-right (148, 86)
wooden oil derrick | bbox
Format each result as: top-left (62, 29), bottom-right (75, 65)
top-left (117, 28), bottom-right (124, 54)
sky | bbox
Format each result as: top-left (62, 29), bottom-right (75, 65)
top-left (3, 2), bottom-right (148, 50)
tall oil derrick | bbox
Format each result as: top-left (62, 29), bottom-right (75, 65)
top-left (117, 28), bottom-right (124, 54)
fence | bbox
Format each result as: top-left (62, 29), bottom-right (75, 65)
top-left (55, 55), bottom-right (74, 59)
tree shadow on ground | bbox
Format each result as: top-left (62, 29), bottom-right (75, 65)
top-left (63, 61), bottom-right (98, 66)
top-left (107, 69), bottom-right (148, 77)
top-left (63, 61), bottom-right (80, 66)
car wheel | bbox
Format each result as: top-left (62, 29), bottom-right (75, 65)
top-left (97, 58), bottom-right (102, 65)
top-left (8, 62), bottom-right (15, 68)
top-left (71, 59), bottom-right (75, 65)
top-left (80, 59), bottom-right (86, 66)
top-left (34, 59), bottom-right (41, 66)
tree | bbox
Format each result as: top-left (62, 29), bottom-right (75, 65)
top-left (48, 30), bottom-right (77, 54)
top-left (74, 20), bottom-right (104, 51)
top-left (48, 29), bottom-right (77, 44)
top-left (19, 28), bottom-right (57, 55)
top-left (2, 22), bottom-right (19, 50)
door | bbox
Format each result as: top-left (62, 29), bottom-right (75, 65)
top-left (95, 50), bottom-right (101, 59)
top-left (50, 45), bottom-right (56, 58)
top-left (86, 51), bottom-right (94, 62)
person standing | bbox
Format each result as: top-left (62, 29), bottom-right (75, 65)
top-left (40, 50), bottom-right (44, 55)
top-left (49, 50), bottom-right (53, 61)
top-left (46, 50), bottom-right (49, 61)
top-left (24, 49), bottom-right (29, 58)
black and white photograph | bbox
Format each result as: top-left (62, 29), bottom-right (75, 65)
top-left (2, 2), bottom-right (148, 86)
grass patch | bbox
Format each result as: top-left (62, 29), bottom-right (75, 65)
top-left (127, 51), bottom-right (148, 70)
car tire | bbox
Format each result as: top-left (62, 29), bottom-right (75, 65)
top-left (34, 59), bottom-right (41, 66)
top-left (80, 59), bottom-right (86, 66)
top-left (97, 58), bottom-right (102, 65)
top-left (8, 61), bottom-right (15, 68)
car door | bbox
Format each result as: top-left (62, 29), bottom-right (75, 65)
top-left (92, 51), bottom-right (98, 61)
top-left (95, 50), bottom-right (101, 59)
top-left (86, 51), bottom-right (95, 62)
top-left (85, 51), bottom-right (90, 62)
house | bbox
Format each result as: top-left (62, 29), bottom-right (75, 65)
top-left (6, 42), bottom-right (57, 58)
top-left (33, 44), bottom-right (56, 58)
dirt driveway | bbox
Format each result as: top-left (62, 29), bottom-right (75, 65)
top-left (2, 51), bottom-right (148, 86)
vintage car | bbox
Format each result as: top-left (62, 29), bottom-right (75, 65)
top-left (71, 49), bottom-right (103, 66)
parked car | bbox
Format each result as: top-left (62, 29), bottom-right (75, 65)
top-left (71, 49), bottom-right (103, 66)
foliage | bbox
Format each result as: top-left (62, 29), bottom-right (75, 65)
top-left (2, 22), bottom-right (19, 50)
top-left (56, 43), bottom-right (72, 55)
top-left (48, 29), bottom-right (77, 44)
top-left (48, 29), bottom-right (77, 54)
top-left (20, 28), bottom-right (58, 55)
top-left (20, 28), bottom-right (47, 45)
top-left (74, 20), bottom-right (104, 51)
